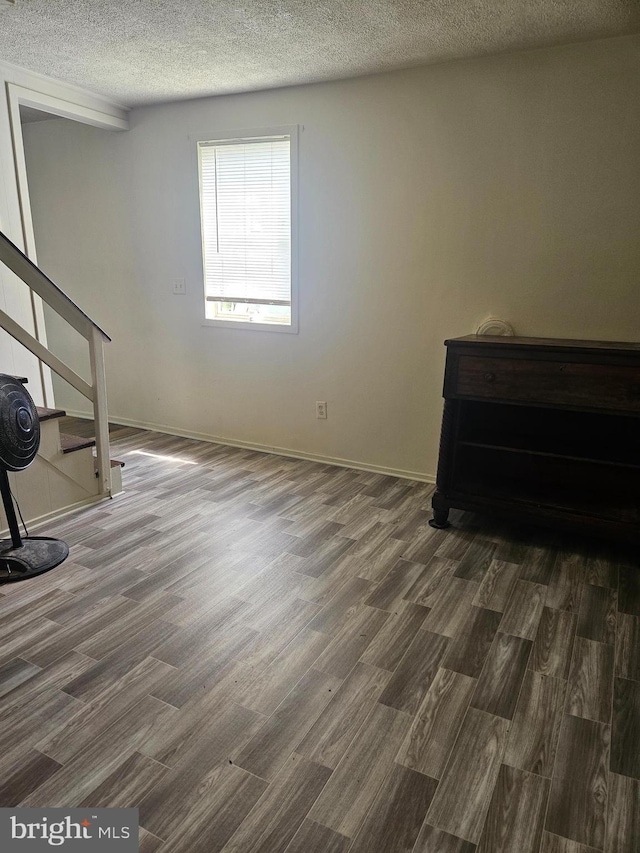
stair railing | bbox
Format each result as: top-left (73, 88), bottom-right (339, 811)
top-left (0, 230), bottom-right (112, 496)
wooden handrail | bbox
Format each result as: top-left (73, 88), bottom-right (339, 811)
top-left (0, 231), bottom-right (110, 342)
top-left (0, 307), bottom-right (93, 399)
top-left (0, 229), bottom-right (112, 496)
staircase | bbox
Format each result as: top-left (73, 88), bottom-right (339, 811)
top-left (0, 405), bottom-right (123, 536)
top-left (39, 406), bottom-right (124, 492)
top-left (0, 228), bottom-right (116, 532)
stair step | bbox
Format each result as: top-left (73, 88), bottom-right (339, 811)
top-left (36, 406), bottom-right (67, 422)
top-left (60, 432), bottom-right (96, 454)
top-left (94, 458), bottom-right (125, 477)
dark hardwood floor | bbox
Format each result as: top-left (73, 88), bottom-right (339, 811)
top-left (0, 422), bottom-right (638, 853)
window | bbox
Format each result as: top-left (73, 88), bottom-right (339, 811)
top-left (197, 127), bottom-right (297, 331)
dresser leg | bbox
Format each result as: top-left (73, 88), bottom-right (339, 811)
top-left (429, 509), bottom-right (450, 529)
top-left (429, 492), bottom-right (451, 530)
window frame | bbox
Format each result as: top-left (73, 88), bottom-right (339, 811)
top-left (192, 125), bottom-right (299, 334)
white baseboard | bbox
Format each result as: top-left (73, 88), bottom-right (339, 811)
top-left (1, 492), bottom-right (111, 538)
top-left (64, 409), bottom-right (436, 484)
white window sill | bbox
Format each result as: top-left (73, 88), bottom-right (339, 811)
top-left (201, 318), bottom-right (298, 334)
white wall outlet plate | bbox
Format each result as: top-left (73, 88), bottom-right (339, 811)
top-left (173, 278), bottom-right (186, 295)
top-left (316, 401), bottom-right (327, 419)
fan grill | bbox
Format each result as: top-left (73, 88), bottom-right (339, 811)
top-left (0, 376), bottom-right (40, 471)
top-left (0, 374), bottom-right (68, 583)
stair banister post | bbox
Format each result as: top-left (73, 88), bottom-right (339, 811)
top-left (89, 325), bottom-right (111, 497)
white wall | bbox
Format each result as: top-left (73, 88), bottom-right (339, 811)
top-left (0, 60), bottom-right (127, 405)
top-left (23, 35), bottom-right (640, 479)
top-left (0, 63), bottom-right (50, 401)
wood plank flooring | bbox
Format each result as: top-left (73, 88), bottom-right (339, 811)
top-left (1, 420), bottom-right (638, 852)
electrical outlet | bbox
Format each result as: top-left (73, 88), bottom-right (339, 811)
top-left (173, 277), bottom-right (186, 295)
top-left (316, 401), bottom-right (327, 419)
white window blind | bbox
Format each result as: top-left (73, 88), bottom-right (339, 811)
top-left (199, 136), bottom-right (291, 310)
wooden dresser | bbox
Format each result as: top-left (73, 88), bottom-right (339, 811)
top-left (430, 335), bottom-right (640, 541)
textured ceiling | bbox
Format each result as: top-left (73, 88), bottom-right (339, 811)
top-left (1, 0), bottom-right (639, 107)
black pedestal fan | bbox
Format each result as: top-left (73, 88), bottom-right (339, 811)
top-left (0, 374), bottom-right (68, 583)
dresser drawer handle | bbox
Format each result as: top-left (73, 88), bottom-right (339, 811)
top-left (484, 372), bottom-right (496, 383)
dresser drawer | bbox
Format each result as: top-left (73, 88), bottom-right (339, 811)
top-left (454, 355), bottom-right (640, 411)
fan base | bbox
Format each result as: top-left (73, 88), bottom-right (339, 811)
top-left (0, 536), bottom-right (69, 583)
